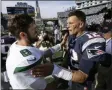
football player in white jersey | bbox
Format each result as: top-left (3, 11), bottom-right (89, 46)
top-left (6, 14), bottom-right (67, 90)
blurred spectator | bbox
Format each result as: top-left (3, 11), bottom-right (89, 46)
top-left (1, 32), bottom-right (16, 72)
top-left (1, 13), bottom-right (8, 30)
top-left (54, 26), bottom-right (61, 44)
top-left (38, 31), bottom-right (54, 51)
top-left (95, 11), bottom-right (112, 90)
top-left (1, 32), bottom-right (16, 89)
top-left (87, 23), bottom-right (101, 32)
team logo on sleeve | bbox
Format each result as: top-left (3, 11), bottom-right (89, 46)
top-left (20, 49), bottom-right (32, 57)
top-left (86, 49), bottom-right (105, 59)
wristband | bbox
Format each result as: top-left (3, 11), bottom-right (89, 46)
top-left (52, 64), bottom-right (72, 81)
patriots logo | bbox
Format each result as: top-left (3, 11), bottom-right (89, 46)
top-left (86, 49), bottom-right (105, 59)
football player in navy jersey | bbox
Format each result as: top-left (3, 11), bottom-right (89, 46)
top-left (31, 10), bottom-right (106, 90)
top-left (1, 32), bottom-right (16, 89)
top-left (1, 33), bottom-right (16, 72)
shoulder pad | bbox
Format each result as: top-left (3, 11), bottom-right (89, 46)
top-left (79, 32), bottom-right (105, 52)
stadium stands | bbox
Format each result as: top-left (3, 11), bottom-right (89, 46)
top-left (86, 13), bottom-right (105, 25)
top-left (57, 1), bottom-right (112, 27)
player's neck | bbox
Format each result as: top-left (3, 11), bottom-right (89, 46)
top-left (17, 40), bottom-right (32, 46)
top-left (76, 30), bottom-right (85, 37)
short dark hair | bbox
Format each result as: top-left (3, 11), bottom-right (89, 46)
top-left (68, 10), bottom-right (86, 23)
top-left (8, 14), bottom-right (34, 39)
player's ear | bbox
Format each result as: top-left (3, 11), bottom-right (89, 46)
top-left (79, 22), bottom-right (84, 29)
top-left (19, 32), bottom-right (27, 39)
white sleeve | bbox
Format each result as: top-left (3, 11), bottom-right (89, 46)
top-left (49, 44), bottom-right (61, 53)
top-left (13, 54), bottom-right (47, 89)
top-left (42, 44), bottom-right (61, 57)
top-left (14, 70), bottom-right (46, 89)
top-left (30, 77), bottom-right (47, 90)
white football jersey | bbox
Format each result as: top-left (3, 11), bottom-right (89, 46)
top-left (6, 41), bottom-right (47, 89)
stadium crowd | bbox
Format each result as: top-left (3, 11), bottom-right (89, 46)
top-left (1, 5), bottom-right (112, 90)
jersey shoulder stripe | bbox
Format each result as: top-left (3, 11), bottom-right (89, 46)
top-left (82, 37), bottom-right (105, 52)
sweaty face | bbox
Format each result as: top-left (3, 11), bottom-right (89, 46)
top-left (67, 16), bottom-right (82, 36)
top-left (26, 22), bottom-right (39, 44)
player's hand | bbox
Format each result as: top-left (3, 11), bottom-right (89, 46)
top-left (60, 33), bottom-right (68, 48)
top-left (31, 63), bottom-right (54, 77)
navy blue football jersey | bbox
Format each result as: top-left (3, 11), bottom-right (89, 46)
top-left (1, 35), bottom-right (16, 71)
top-left (68, 31), bottom-right (106, 82)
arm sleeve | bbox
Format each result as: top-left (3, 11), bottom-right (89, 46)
top-left (106, 40), bottom-right (112, 55)
top-left (13, 54), bottom-right (47, 89)
top-left (14, 70), bottom-right (47, 89)
top-left (42, 44), bottom-right (61, 57)
top-left (79, 43), bottom-right (106, 75)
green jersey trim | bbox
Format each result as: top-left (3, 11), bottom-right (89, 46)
top-left (14, 57), bottom-right (43, 74)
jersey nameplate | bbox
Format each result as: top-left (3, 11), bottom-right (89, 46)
top-left (20, 49), bottom-right (32, 57)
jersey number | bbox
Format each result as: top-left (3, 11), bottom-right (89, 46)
top-left (86, 33), bottom-right (101, 39)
